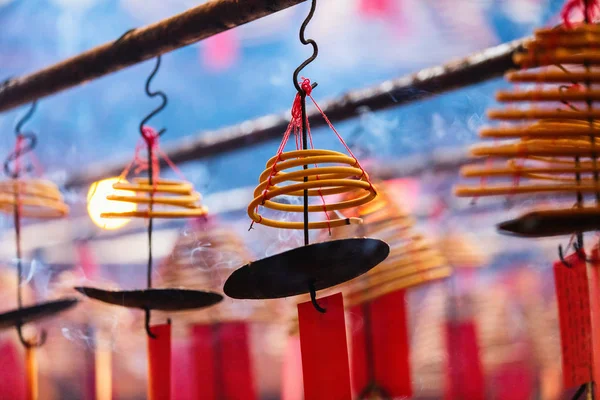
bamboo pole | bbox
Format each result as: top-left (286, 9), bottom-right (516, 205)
top-left (0, 0), bottom-right (306, 112)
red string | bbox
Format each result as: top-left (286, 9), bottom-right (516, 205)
top-left (117, 126), bottom-right (188, 193)
top-left (305, 82), bottom-right (374, 191)
top-left (562, 0), bottom-right (600, 27)
top-left (249, 77), bottom-right (374, 233)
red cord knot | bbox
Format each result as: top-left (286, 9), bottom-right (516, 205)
top-left (300, 77), bottom-right (312, 96)
top-left (141, 126), bottom-right (159, 147)
top-left (561, 0), bottom-right (600, 27)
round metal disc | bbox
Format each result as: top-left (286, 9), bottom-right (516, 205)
top-left (0, 298), bottom-right (79, 331)
top-left (498, 209), bottom-right (600, 238)
top-left (223, 238), bottom-right (390, 299)
top-left (73, 287), bottom-right (223, 311)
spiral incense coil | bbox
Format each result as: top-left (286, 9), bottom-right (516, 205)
top-left (247, 149), bottom-right (377, 229)
top-left (437, 232), bottom-right (489, 269)
top-left (328, 181), bottom-right (450, 306)
top-left (101, 177), bottom-right (207, 219)
top-left (455, 24), bottom-right (600, 235)
top-left (157, 222), bottom-right (283, 324)
top-left (0, 179), bottom-right (69, 218)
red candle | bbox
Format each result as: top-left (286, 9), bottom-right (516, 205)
top-left (147, 323), bottom-right (171, 400)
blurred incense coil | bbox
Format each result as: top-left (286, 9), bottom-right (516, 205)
top-left (318, 181), bottom-right (451, 307)
top-left (437, 231), bottom-right (489, 268)
top-left (455, 25), bottom-right (600, 238)
top-left (156, 219), bottom-right (283, 326)
top-left (101, 178), bottom-right (208, 219)
top-left (0, 179), bottom-right (68, 218)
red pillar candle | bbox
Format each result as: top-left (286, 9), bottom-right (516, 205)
top-left (554, 251), bottom-right (593, 388)
top-left (147, 323), bottom-right (171, 400)
top-left (349, 289), bottom-right (412, 398)
top-left (298, 292), bottom-right (351, 400)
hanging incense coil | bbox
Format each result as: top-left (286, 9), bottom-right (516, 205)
top-left (0, 179), bottom-right (68, 218)
top-left (323, 182), bottom-right (450, 307)
top-left (157, 220), bottom-right (283, 325)
top-left (454, 25), bottom-right (600, 237)
top-left (437, 232), bottom-right (489, 269)
top-left (101, 177), bottom-right (207, 219)
top-left (248, 149), bottom-right (377, 229)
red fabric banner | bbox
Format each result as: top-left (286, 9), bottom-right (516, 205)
top-left (298, 292), bottom-right (351, 400)
top-left (191, 322), bottom-right (257, 400)
top-left (147, 323), bottom-right (171, 400)
top-left (349, 289), bottom-right (412, 398)
top-left (490, 361), bottom-right (535, 400)
top-left (282, 335), bottom-right (304, 400)
top-left (590, 248), bottom-right (600, 387)
top-left (444, 320), bottom-right (485, 400)
top-left (191, 325), bottom-right (217, 399)
top-left (0, 339), bottom-right (25, 400)
top-left (171, 339), bottom-right (193, 400)
top-left (554, 251), bottom-right (593, 388)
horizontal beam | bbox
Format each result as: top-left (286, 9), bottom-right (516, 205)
top-left (64, 37), bottom-right (524, 188)
top-left (0, 0), bottom-right (305, 112)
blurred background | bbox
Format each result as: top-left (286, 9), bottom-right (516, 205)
top-left (0, 0), bottom-right (581, 399)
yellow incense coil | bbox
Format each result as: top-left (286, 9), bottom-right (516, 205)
top-left (100, 177), bottom-right (207, 219)
top-left (345, 267), bottom-right (452, 307)
top-left (326, 181), bottom-right (450, 305)
top-left (455, 25), bottom-right (600, 206)
top-left (247, 149), bottom-right (376, 229)
top-left (0, 179), bottom-right (69, 218)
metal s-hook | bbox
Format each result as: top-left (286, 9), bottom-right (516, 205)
top-left (309, 280), bottom-right (326, 313)
top-left (292, 0), bottom-right (318, 94)
top-left (145, 308), bottom-right (157, 339)
top-left (139, 56), bottom-right (168, 138)
top-left (559, 244), bottom-right (572, 268)
top-left (4, 102), bottom-right (38, 178)
top-left (16, 323), bottom-right (47, 348)
top-left (16, 101), bottom-right (37, 136)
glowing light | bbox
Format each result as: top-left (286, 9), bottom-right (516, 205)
top-left (87, 178), bottom-right (136, 230)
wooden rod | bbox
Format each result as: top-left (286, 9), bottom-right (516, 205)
top-left (64, 37), bottom-right (524, 188)
top-left (0, 0), bottom-right (306, 112)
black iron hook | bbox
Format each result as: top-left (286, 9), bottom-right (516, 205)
top-left (308, 280), bottom-right (326, 313)
top-left (145, 308), bottom-right (157, 339)
top-left (571, 383), bottom-right (587, 400)
top-left (292, 0), bottom-right (318, 94)
top-left (15, 101), bottom-right (37, 136)
top-left (16, 323), bottom-right (47, 348)
top-left (114, 28), bottom-right (136, 45)
top-left (558, 244), bottom-right (572, 268)
top-left (140, 56), bottom-right (168, 138)
top-left (4, 102), bottom-right (38, 178)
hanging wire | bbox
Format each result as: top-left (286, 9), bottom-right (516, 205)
top-left (292, 0), bottom-right (326, 313)
top-left (292, 0), bottom-right (319, 94)
top-left (140, 55), bottom-right (168, 137)
top-left (140, 56), bottom-right (168, 339)
top-left (4, 101), bottom-right (37, 178)
top-left (6, 102), bottom-right (46, 348)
